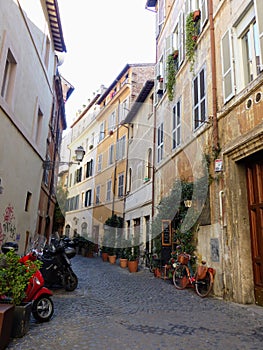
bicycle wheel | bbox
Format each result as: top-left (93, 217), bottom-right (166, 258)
top-left (173, 264), bottom-right (189, 289)
top-left (195, 270), bottom-right (213, 297)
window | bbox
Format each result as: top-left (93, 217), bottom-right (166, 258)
top-left (75, 167), bottom-right (82, 183)
top-left (172, 99), bottom-right (181, 149)
top-left (241, 22), bottom-right (260, 84)
top-left (44, 36), bottom-right (50, 69)
top-left (120, 99), bottom-right (129, 122)
top-left (25, 192), bottom-right (32, 212)
top-left (193, 67), bottom-right (206, 129)
top-left (157, 123), bottom-right (164, 163)
top-left (86, 159), bottom-right (93, 178)
top-left (99, 122), bottom-right (105, 142)
top-left (97, 154), bottom-right (102, 172)
top-left (116, 135), bottom-right (126, 160)
top-left (118, 173), bottom-right (124, 198)
top-left (145, 149), bottom-right (153, 180)
top-left (221, 29), bottom-right (235, 102)
top-left (156, 0), bottom-right (165, 36)
top-left (106, 179), bottom-right (112, 201)
top-left (95, 185), bottom-right (101, 204)
top-left (1, 49), bottom-right (17, 104)
top-left (108, 111), bottom-right (116, 132)
top-left (36, 108), bottom-right (43, 144)
top-left (85, 190), bottom-right (92, 207)
top-left (108, 144), bottom-right (114, 165)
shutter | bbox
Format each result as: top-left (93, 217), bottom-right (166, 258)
top-left (200, 0), bottom-right (208, 30)
top-left (179, 11), bottom-right (185, 65)
top-left (255, 0), bottom-right (263, 70)
top-left (221, 29), bottom-right (235, 103)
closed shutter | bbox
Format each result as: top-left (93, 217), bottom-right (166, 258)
top-left (221, 29), bottom-right (235, 102)
top-left (179, 11), bottom-right (185, 65)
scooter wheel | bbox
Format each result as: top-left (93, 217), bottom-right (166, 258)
top-left (65, 271), bottom-right (78, 291)
top-left (32, 296), bottom-right (54, 322)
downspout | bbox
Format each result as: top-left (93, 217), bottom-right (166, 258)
top-left (208, 0), bottom-right (219, 151)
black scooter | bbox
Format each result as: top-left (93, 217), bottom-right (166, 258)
top-left (39, 236), bottom-right (78, 291)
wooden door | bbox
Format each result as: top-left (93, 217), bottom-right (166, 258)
top-left (246, 153), bottom-right (263, 305)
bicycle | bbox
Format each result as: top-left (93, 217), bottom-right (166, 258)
top-left (172, 253), bottom-right (215, 298)
top-left (142, 248), bottom-right (158, 272)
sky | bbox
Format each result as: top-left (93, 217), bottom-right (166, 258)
top-left (57, 0), bottom-right (156, 127)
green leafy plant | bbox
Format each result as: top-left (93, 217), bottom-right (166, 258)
top-left (128, 245), bottom-right (139, 261)
top-left (185, 12), bottom-right (200, 72)
top-left (166, 54), bottom-right (176, 101)
top-left (0, 250), bottom-right (42, 305)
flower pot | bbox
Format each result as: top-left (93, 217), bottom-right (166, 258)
top-left (108, 255), bottom-right (117, 264)
top-left (11, 302), bottom-right (32, 338)
top-left (0, 304), bottom-right (14, 350)
top-left (101, 252), bottom-right (108, 262)
top-left (128, 260), bottom-right (138, 273)
top-left (119, 258), bottom-right (128, 268)
top-left (193, 9), bottom-right (201, 22)
top-left (173, 50), bottom-right (179, 59)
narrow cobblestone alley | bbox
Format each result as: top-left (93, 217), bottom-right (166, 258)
top-left (6, 255), bottom-right (263, 350)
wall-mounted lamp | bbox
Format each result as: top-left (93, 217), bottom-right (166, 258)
top-left (184, 200), bottom-right (192, 208)
top-left (43, 146), bottom-right (85, 170)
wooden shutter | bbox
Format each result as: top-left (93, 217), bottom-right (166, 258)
top-left (221, 29), bottom-right (235, 102)
top-left (179, 11), bottom-right (185, 65)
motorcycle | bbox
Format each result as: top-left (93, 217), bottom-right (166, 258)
top-left (39, 234), bottom-right (78, 291)
top-left (1, 242), bottom-right (54, 322)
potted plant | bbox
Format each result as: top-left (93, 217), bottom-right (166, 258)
top-left (107, 247), bottom-right (117, 264)
top-left (119, 248), bottom-right (129, 268)
top-left (0, 249), bottom-right (41, 338)
top-left (127, 246), bottom-right (140, 273)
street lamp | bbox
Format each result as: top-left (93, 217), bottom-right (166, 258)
top-left (43, 146), bottom-right (85, 170)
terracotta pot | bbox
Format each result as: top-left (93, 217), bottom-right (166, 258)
top-left (108, 255), bottom-right (117, 264)
top-left (101, 252), bottom-right (108, 262)
top-left (119, 258), bottom-right (128, 268)
top-left (193, 9), bottom-right (201, 22)
top-left (128, 260), bottom-right (138, 273)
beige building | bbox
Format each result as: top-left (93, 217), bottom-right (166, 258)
top-left (64, 64), bottom-right (154, 248)
top-left (123, 80), bottom-right (155, 252)
top-left (146, 0), bottom-right (263, 306)
top-left (0, 0), bottom-right (67, 253)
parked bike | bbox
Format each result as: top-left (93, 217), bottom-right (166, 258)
top-left (38, 234), bottom-right (78, 291)
top-left (172, 252), bottom-right (215, 298)
top-left (1, 242), bottom-right (54, 322)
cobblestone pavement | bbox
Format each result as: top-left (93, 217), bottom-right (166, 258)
top-left (6, 255), bottom-right (263, 350)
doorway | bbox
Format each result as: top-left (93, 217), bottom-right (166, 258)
top-left (245, 151), bottom-right (263, 305)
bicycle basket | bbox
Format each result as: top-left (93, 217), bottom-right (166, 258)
top-left (196, 265), bottom-right (208, 280)
top-left (178, 253), bottom-right (189, 265)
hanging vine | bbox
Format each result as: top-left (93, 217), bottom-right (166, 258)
top-left (166, 54), bottom-right (176, 101)
top-left (185, 12), bottom-right (200, 73)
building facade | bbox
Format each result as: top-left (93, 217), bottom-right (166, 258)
top-left (64, 64), bottom-right (155, 249)
top-left (0, 0), bottom-right (68, 253)
top-left (146, 0), bottom-right (263, 305)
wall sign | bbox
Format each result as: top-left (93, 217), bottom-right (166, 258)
top-left (162, 220), bottom-right (172, 246)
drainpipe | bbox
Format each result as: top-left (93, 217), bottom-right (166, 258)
top-left (208, 0), bottom-right (219, 151)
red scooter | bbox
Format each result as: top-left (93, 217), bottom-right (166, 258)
top-left (1, 242), bottom-right (54, 322)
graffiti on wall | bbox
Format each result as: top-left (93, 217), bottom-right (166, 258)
top-left (0, 204), bottom-right (18, 245)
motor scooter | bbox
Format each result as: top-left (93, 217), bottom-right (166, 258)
top-left (39, 234), bottom-right (78, 291)
top-left (1, 242), bottom-right (54, 322)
